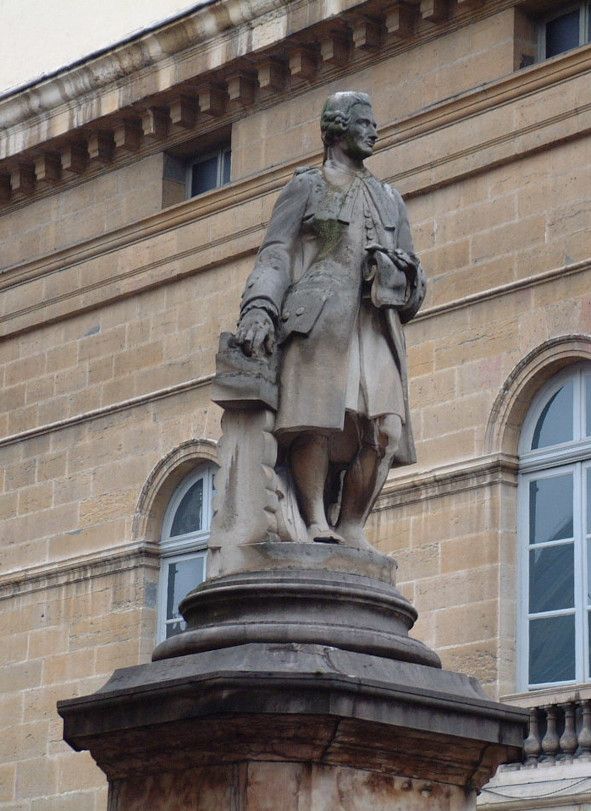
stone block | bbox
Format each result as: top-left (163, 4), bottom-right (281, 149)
top-left (15, 756), bottom-right (58, 800)
top-left (56, 751), bottom-right (105, 794)
top-left (435, 599), bottom-right (498, 647)
top-left (0, 633), bottom-right (28, 667)
top-left (31, 788), bottom-right (102, 811)
top-left (0, 762), bottom-right (16, 802)
top-left (415, 428), bottom-right (477, 468)
top-left (440, 532), bottom-right (499, 574)
top-left (17, 482), bottom-right (53, 515)
top-left (5, 354), bottom-right (46, 387)
top-left (0, 383), bottom-right (26, 412)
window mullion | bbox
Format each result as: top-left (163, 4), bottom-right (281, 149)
top-left (575, 367), bottom-right (583, 441)
top-left (518, 470), bottom-right (530, 690)
top-left (584, 461), bottom-right (591, 680)
top-left (574, 464), bottom-right (586, 682)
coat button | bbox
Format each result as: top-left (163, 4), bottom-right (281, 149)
top-left (282, 312), bottom-right (290, 321)
top-left (295, 307), bottom-right (304, 316)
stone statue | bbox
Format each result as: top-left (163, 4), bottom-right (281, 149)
top-left (211, 91), bottom-right (426, 560)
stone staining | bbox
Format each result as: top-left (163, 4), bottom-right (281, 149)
top-left (60, 143), bottom-right (88, 176)
top-left (208, 91), bottom-right (427, 564)
top-left (196, 83), bottom-right (227, 117)
top-left (34, 153), bottom-right (61, 186)
top-left (141, 107), bottom-right (169, 141)
top-left (420, 0), bottom-right (449, 22)
top-left (288, 47), bottom-right (317, 84)
top-left (168, 95), bottom-right (197, 130)
top-left (319, 29), bottom-right (350, 65)
top-left (385, 3), bottom-right (416, 38)
top-left (350, 15), bottom-right (383, 50)
top-left (226, 73), bottom-right (256, 108)
top-left (9, 163), bottom-right (35, 198)
top-left (113, 119), bottom-right (142, 154)
top-left (87, 132), bottom-right (114, 165)
top-left (257, 59), bottom-right (287, 94)
top-left (0, 174), bottom-right (10, 202)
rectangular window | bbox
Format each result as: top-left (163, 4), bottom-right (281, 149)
top-left (188, 145), bottom-right (231, 198)
top-left (163, 129), bottom-right (232, 207)
top-left (539, 3), bottom-right (591, 59)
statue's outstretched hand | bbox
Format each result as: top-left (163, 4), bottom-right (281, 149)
top-left (235, 308), bottom-right (276, 358)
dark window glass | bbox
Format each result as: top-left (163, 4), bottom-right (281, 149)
top-left (529, 475), bottom-right (574, 544)
top-left (545, 9), bottom-right (580, 57)
top-left (529, 614), bottom-right (575, 684)
top-left (529, 544), bottom-right (574, 613)
top-left (170, 479), bottom-right (203, 537)
top-left (531, 382), bottom-right (573, 449)
top-left (191, 155), bottom-right (219, 196)
top-left (222, 149), bottom-right (231, 184)
top-left (189, 147), bottom-right (231, 197)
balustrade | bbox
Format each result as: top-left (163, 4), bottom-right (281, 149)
top-left (520, 698), bottom-right (591, 767)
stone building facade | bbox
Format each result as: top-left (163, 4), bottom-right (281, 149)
top-left (0, 0), bottom-right (590, 808)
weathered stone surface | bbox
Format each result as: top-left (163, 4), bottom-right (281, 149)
top-left (207, 409), bottom-right (282, 572)
top-left (152, 544), bottom-right (439, 666)
top-left (59, 641), bottom-right (527, 793)
top-left (109, 762), bottom-right (478, 810)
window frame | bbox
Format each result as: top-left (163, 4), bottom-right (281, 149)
top-left (518, 363), bottom-right (591, 690)
top-left (156, 465), bottom-right (215, 643)
top-left (538, 2), bottom-right (591, 60)
top-left (185, 144), bottom-right (231, 199)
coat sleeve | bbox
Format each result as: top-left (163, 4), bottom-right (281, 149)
top-left (391, 187), bottom-right (427, 325)
top-left (240, 171), bottom-right (313, 320)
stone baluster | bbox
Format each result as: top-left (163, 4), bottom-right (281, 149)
top-left (541, 705), bottom-right (560, 763)
top-left (577, 700), bottom-right (591, 760)
top-left (559, 702), bottom-right (577, 760)
top-left (523, 707), bottom-right (542, 766)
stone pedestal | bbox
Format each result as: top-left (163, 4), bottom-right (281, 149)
top-left (58, 545), bottom-right (527, 810)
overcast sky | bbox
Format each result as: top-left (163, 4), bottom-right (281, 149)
top-left (0, 0), bottom-right (205, 96)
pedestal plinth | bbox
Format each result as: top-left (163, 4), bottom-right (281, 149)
top-left (58, 544), bottom-right (527, 810)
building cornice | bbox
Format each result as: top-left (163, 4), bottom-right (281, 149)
top-left (0, 0), bottom-right (538, 207)
top-left (0, 372), bottom-right (214, 449)
top-left (2, 42), bottom-right (589, 289)
top-left (376, 452), bottom-right (519, 511)
top-left (0, 541), bottom-right (160, 602)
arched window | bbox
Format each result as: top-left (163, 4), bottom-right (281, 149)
top-left (157, 465), bottom-right (215, 642)
top-left (519, 363), bottom-right (591, 689)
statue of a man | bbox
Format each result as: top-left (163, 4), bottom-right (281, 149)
top-left (227, 91), bottom-right (425, 550)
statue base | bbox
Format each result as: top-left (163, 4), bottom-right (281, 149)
top-left (58, 544), bottom-right (527, 809)
top-left (152, 542), bottom-right (440, 667)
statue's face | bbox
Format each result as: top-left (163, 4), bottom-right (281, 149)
top-left (340, 103), bottom-right (378, 160)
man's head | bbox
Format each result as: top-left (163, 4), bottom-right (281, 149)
top-left (320, 91), bottom-right (377, 161)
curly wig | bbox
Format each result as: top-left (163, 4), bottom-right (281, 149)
top-left (320, 91), bottom-right (372, 152)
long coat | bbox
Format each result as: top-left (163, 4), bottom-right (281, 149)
top-left (240, 164), bottom-right (426, 465)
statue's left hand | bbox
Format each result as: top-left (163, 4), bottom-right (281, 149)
top-left (391, 248), bottom-right (418, 273)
